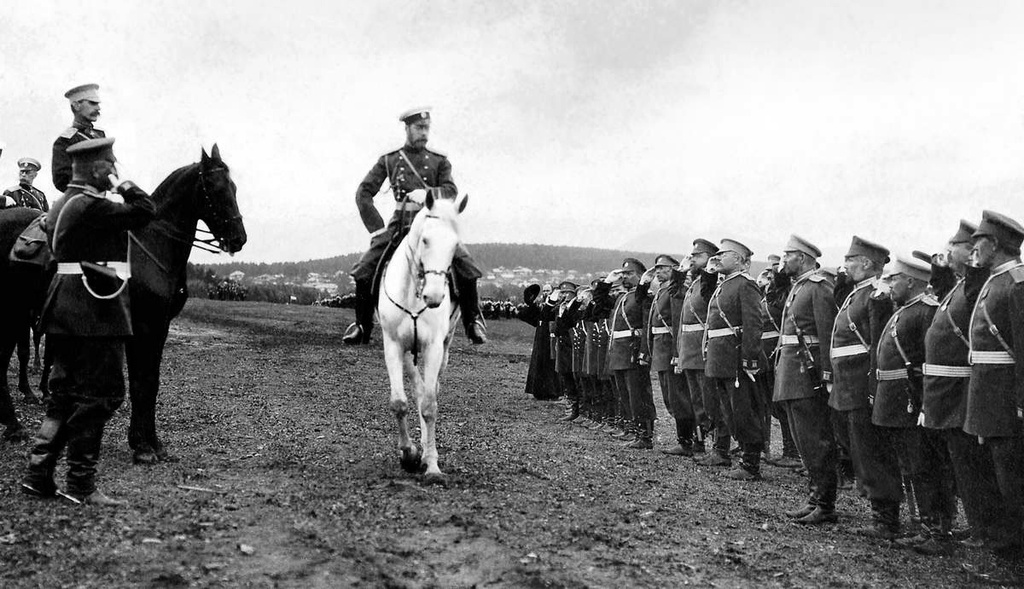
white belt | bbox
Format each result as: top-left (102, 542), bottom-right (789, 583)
top-left (761, 330), bottom-right (779, 340)
top-left (650, 326), bottom-right (672, 335)
top-left (612, 329), bottom-right (641, 340)
top-left (970, 351), bottom-right (1015, 365)
top-left (56, 261), bottom-right (130, 279)
top-left (707, 328), bottom-right (736, 339)
top-left (779, 334), bottom-right (819, 346)
top-left (680, 323), bottom-right (704, 333)
top-left (876, 367), bottom-right (909, 381)
top-left (922, 363), bottom-right (972, 378)
top-left (831, 344), bottom-right (868, 359)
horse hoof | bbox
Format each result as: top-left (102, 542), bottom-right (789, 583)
top-left (133, 451), bottom-right (158, 466)
top-left (399, 447), bottom-right (421, 473)
top-left (422, 472), bottom-right (447, 486)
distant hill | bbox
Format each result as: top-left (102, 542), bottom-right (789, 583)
top-left (202, 242), bottom-right (767, 279)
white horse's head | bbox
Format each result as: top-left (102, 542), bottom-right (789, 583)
top-left (409, 192), bottom-right (468, 308)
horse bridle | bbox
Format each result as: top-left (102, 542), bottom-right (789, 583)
top-left (415, 213), bottom-right (452, 283)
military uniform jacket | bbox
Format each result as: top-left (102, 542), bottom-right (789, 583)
top-left (704, 272), bottom-right (763, 380)
top-left (922, 266), bottom-right (989, 429)
top-left (774, 269), bottom-right (837, 402)
top-left (551, 299), bottom-right (580, 374)
top-left (584, 311), bottom-right (611, 377)
top-left (571, 304), bottom-right (587, 373)
top-left (760, 287), bottom-right (785, 364)
top-left (964, 260), bottom-right (1024, 438)
top-left (677, 268), bottom-right (715, 370)
top-left (39, 183), bottom-right (155, 336)
top-left (829, 278), bottom-right (893, 411)
top-left (873, 293), bottom-right (938, 427)
top-left (51, 124), bottom-right (105, 192)
top-left (2, 184), bottom-right (48, 211)
top-left (592, 281), bottom-right (650, 371)
top-left (355, 145), bottom-right (457, 235)
top-left (643, 276), bottom-right (683, 372)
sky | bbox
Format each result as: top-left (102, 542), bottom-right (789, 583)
top-left (3, 0), bottom-right (1024, 270)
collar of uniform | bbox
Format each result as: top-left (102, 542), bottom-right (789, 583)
top-left (19, 182), bottom-right (33, 191)
top-left (402, 143), bottom-right (425, 154)
top-left (794, 268), bottom-right (817, 284)
top-left (990, 259), bottom-right (1022, 277)
top-left (898, 291), bottom-right (929, 310)
top-left (72, 121), bottom-right (94, 131)
top-left (722, 270), bottom-right (743, 282)
top-left (67, 183), bottom-right (106, 198)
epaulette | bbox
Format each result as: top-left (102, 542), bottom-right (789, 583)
top-left (424, 146), bottom-right (447, 157)
top-left (3, 185), bottom-right (20, 194)
top-left (922, 295), bottom-right (939, 306)
top-left (380, 147), bottom-right (402, 158)
top-left (1009, 265), bottom-right (1024, 283)
top-left (808, 274), bottom-right (825, 282)
top-left (59, 127), bottom-right (77, 139)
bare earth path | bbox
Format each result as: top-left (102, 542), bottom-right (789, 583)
top-left (1, 299), bottom-right (1020, 588)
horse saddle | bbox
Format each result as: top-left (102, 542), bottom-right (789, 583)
top-left (8, 214), bottom-right (52, 268)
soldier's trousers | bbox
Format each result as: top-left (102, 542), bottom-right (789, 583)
top-left (658, 370), bottom-right (694, 423)
top-left (945, 427), bottom-right (1002, 538)
top-left (784, 396), bottom-right (838, 509)
top-left (24, 335), bottom-right (126, 496)
top-left (351, 211), bottom-right (482, 282)
top-left (710, 376), bottom-right (764, 446)
top-left (889, 426), bottom-right (957, 526)
top-left (983, 436), bottom-right (1024, 551)
top-left (844, 408), bottom-right (903, 504)
top-left (557, 371), bottom-right (577, 401)
top-left (613, 368), bottom-right (655, 422)
top-left (684, 370), bottom-right (716, 444)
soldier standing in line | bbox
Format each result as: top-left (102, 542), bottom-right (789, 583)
top-left (343, 108), bottom-right (486, 345)
top-left (872, 257), bottom-right (958, 552)
top-left (570, 285), bottom-right (594, 426)
top-left (640, 255), bottom-right (696, 456)
top-left (775, 235), bottom-right (839, 524)
top-left (963, 210), bottom-right (1024, 561)
top-left (548, 281), bottom-right (580, 421)
top-left (593, 259), bottom-right (656, 449)
top-left (21, 137), bottom-right (155, 506)
top-left (677, 239), bottom-right (721, 460)
top-left (704, 239), bottom-right (766, 480)
top-left (758, 258), bottom-right (802, 468)
top-left (3, 158), bottom-right (48, 211)
top-left (52, 84), bottom-right (105, 193)
top-left (830, 236), bottom-right (903, 539)
top-left (919, 220), bottom-right (1002, 554)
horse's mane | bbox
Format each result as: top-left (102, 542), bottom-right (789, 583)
top-left (151, 163), bottom-right (197, 208)
top-left (410, 198), bottom-right (462, 236)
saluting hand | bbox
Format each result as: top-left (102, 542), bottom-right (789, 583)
top-left (407, 189), bottom-right (428, 204)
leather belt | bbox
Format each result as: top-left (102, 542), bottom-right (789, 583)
top-left (970, 350), bottom-right (1015, 365)
top-left (761, 330), bottom-right (779, 340)
top-left (680, 323), bottom-right (704, 333)
top-left (650, 326), bottom-right (672, 335)
top-left (56, 261), bottom-right (130, 278)
top-left (707, 328), bottom-right (735, 339)
top-left (876, 367), bottom-right (910, 381)
top-left (922, 363), bottom-right (972, 378)
top-left (612, 329), bottom-right (641, 339)
top-left (831, 344), bottom-right (868, 359)
top-left (779, 334), bottom-right (819, 346)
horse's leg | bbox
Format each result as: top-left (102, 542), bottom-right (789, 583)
top-left (417, 342), bottom-right (447, 485)
top-left (0, 327), bottom-right (25, 438)
top-left (32, 326), bottom-right (43, 372)
top-left (126, 327), bottom-right (172, 465)
top-left (384, 335), bottom-right (418, 472)
top-left (39, 334), bottom-right (52, 398)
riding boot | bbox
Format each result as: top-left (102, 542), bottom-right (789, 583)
top-left (65, 423), bottom-right (106, 499)
top-left (725, 442), bottom-right (763, 480)
top-left (22, 416), bottom-right (68, 497)
top-left (342, 279), bottom-right (374, 345)
top-left (455, 275), bottom-right (487, 344)
top-left (661, 418), bottom-right (694, 456)
top-left (852, 499), bottom-right (901, 540)
top-left (627, 420), bottom-right (654, 449)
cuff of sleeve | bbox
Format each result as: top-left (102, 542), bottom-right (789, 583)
top-left (742, 359), bottom-right (759, 371)
top-left (822, 371), bottom-right (832, 382)
top-left (369, 227), bottom-right (387, 238)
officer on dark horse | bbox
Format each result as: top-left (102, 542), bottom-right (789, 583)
top-left (342, 107), bottom-right (487, 346)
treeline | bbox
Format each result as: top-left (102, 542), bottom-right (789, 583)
top-left (202, 243), bottom-right (669, 279)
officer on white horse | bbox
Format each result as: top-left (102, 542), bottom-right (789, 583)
top-left (343, 107), bottom-right (486, 346)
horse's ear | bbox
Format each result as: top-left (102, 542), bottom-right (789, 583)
top-left (201, 147), bottom-right (209, 163)
top-left (456, 193), bottom-right (469, 214)
top-left (425, 190), bottom-right (435, 210)
top-left (211, 144), bottom-right (221, 161)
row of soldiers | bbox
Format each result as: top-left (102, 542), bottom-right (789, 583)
top-left (525, 211), bottom-right (1024, 561)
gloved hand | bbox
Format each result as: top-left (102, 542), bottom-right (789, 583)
top-left (916, 412), bottom-right (926, 427)
top-left (407, 188), bottom-right (428, 204)
top-left (0, 195), bottom-right (14, 208)
top-left (743, 368), bottom-right (758, 382)
top-left (604, 269), bottom-right (621, 284)
top-left (108, 162), bottom-right (139, 194)
top-left (639, 267), bottom-right (656, 285)
top-left (547, 291), bottom-right (560, 304)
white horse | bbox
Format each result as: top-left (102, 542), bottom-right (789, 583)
top-left (378, 192), bottom-right (468, 485)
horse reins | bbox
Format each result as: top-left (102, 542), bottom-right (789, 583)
top-left (380, 214), bottom-right (451, 366)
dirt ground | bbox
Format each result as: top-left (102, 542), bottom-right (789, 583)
top-left (1, 298), bottom-right (1022, 588)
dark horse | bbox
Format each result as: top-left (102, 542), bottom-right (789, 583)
top-left (0, 145), bottom-right (246, 463)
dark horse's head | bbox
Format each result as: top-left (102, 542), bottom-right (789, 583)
top-left (195, 144), bottom-right (246, 253)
